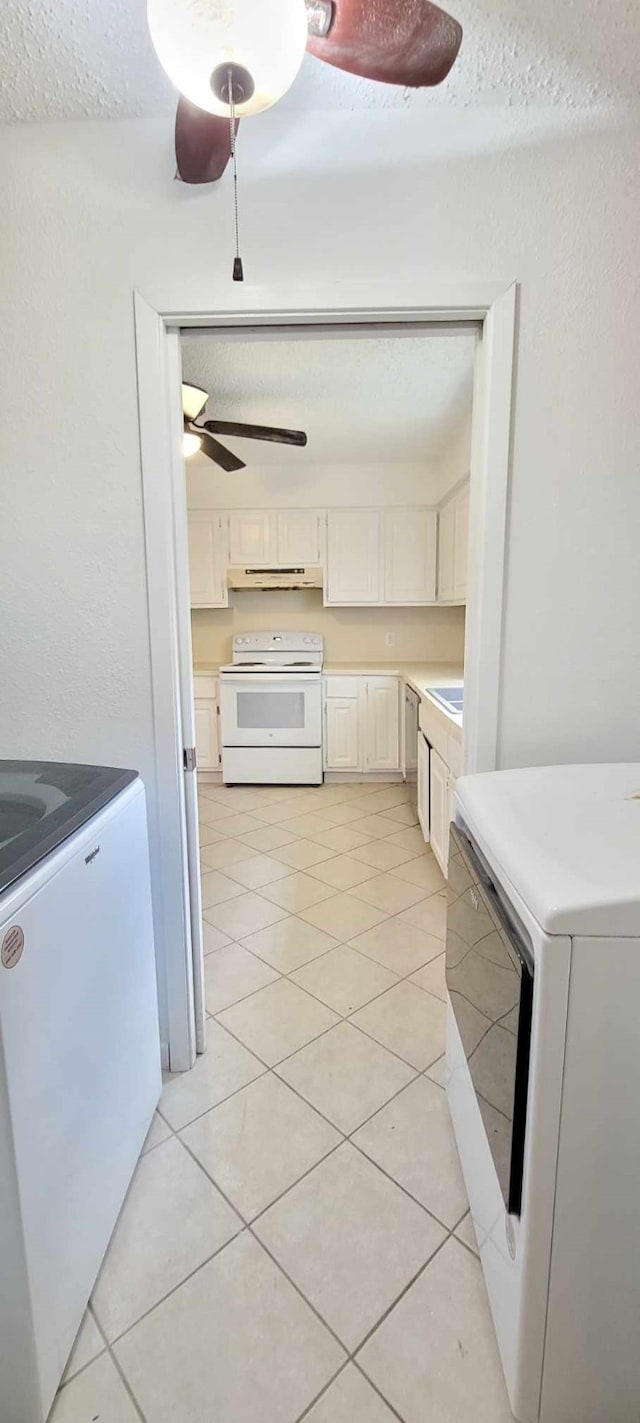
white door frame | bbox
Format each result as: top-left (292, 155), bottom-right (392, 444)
top-left (134, 280), bottom-right (517, 1071)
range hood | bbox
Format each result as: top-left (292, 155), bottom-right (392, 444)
top-left (227, 567), bottom-right (324, 591)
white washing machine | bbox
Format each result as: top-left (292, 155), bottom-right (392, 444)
top-left (446, 763), bottom-right (640, 1423)
top-left (0, 761), bottom-right (161, 1422)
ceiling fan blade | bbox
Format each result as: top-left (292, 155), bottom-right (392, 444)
top-left (204, 420), bottom-right (308, 447)
top-left (306, 0), bottom-right (462, 87)
top-left (188, 423), bottom-right (246, 471)
top-left (175, 98), bottom-right (239, 184)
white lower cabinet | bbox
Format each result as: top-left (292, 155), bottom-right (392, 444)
top-left (429, 747), bottom-right (450, 876)
top-left (417, 731), bottom-right (430, 841)
top-left (324, 676), bottom-right (400, 773)
top-left (193, 675), bottom-right (219, 771)
top-left (325, 697), bottom-right (360, 771)
top-left (364, 678), bottom-right (400, 772)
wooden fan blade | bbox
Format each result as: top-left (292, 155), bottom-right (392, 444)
top-left (307, 0), bottom-right (462, 87)
top-left (204, 420), bottom-right (308, 447)
top-left (189, 423), bottom-right (246, 471)
top-left (175, 98), bottom-right (239, 184)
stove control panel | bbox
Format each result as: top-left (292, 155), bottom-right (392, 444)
top-left (232, 632), bottom-right (323, 654)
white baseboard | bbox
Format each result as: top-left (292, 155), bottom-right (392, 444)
top-left (323, 771), bottom-right (404, 783)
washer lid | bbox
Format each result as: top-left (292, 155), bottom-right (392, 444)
top-left (455, 763), bottom-right (640, 937)
top-left (0, 761), bottom-right (138, 896)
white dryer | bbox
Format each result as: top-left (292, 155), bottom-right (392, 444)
top-left (446, 763), bottom-right (640, 1423)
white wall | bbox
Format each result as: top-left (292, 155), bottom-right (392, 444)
top-left (192, 595), bottom-right (465, 668)
top-left (2, 107), bottom-right (639, 1046)
top-left (186, 460), bottom-right (453, 509)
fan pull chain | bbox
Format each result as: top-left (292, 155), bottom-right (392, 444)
top-left (228, 70), bottom-right (244, 282)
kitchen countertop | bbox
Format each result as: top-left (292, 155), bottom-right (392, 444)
top-left (323, 662), bottom-right (464, 733)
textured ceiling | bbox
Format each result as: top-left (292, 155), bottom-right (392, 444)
top-left (0, 0), bottom-right (638, 122)
top-left (180, 329), bottom-right (476, 467)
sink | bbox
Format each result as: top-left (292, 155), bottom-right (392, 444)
top-left (428, 686), bottom-right (464, 716)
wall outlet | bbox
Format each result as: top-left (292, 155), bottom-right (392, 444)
top-left (384, 631), bottom-right (396, 648)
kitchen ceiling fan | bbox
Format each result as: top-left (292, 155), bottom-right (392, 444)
top-left (147, 0), bottom-right (463, 186)
top-left (183, 383), bottom-right (308, 471)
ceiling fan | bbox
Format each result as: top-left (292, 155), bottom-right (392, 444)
top-left (147, 0), bottom-right (463, 186)
top-left (183, 383), bottom-right (308, 471)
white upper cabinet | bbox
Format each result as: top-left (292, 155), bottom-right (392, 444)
top-left (384, 509), bottom-right (437, 604)
top-left (276, 510), bottom-right (321, 565)
top-left (189, 501), bottom-right (451, 607)
top-left (453, 484), bottom-right (470, 601)
top-left (228, 512), bottom-right (275, 565)
top-left (364, 677), bottom-right (400, 772)
top-left (187, 512), bottom-right (228, 607)
top-left (227, 510), bottom-right (321, 566)
top-left (438, 481), bottom-right (469, 603)
top-left (437, 500), bottom-right (455, 602)
top-left (325, 510), bottom-right (381, 605)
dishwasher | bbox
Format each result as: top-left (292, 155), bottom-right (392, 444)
top-left (404, 685), bottom-right (419, 784)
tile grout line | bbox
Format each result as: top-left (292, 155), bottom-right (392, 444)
top-left (105, 1340), bottom-right (149, 1423)
top-left (162, 1036), bottom-right (458, 1243)
top-left (138, 1072), bottom-right (464, 1375)
top-left (79, 794), bottom-right (447, 1415)
top-left (64, 788), bottom-right (427, 1412)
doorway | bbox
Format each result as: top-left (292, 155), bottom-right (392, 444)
top-left (134, 287), bottom-right (516, 1071)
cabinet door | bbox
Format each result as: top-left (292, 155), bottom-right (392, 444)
top-left (188, 512), bottom-right (227, 607)
top-left (453, 484), bottom-right (470, 601)
top-left (228, 512), bottom-right (274, 565)
top-left (276, 511), bottom-right (321, 565)
top-left (429, 748), bottom-right (449, 876)
top-left (324, 698), bottom-right (360, 771)
top-left (364, 678), bottom-right (400, 772)
top-left (193, 678), bottom-right (219, 771)
top-left (325, 510), bottom-right (380, 604)
top-left (417, 733), bottom-right (430, 842)
top-left (384, 509), bottom-right (437, 604)
top-left (437, 500), bottom-right (455, 601)
top-left (447, 773), bottom-right (457, 849)
top-left (194, 701), bottom-right (219, 771)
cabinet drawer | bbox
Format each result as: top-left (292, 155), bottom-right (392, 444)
top-left (324, 676), bottom-right (360, 699)
top-left (193, 675), bottom-right (218, 700)
top-left (418, 697), bottom-right (447, 760)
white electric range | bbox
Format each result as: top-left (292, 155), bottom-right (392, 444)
top-left (219, 632), bottom-right (324, 784)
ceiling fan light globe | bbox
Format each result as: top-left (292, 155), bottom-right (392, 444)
top-left (183, 431), bottom-right (203, 457)
top-left (182, 382), bottom-right (209, 420)
top-left (147, 0), bottom-right (308, 116)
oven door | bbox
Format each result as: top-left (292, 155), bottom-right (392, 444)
top-left (219, 674), bottom-right (322, 748)
top-left (445, 821), bottom-right (534, 1216)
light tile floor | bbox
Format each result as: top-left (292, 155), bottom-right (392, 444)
top-left (51, 778), bottom-right (513, 1423)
